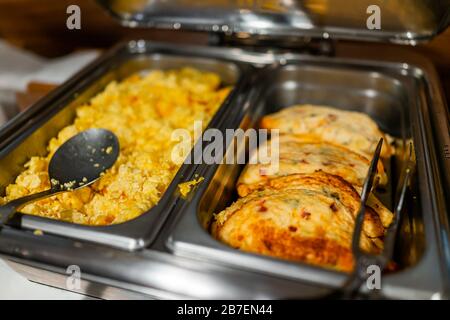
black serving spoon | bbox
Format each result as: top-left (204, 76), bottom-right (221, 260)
top-left (0, 128), bottom-right (119, 226)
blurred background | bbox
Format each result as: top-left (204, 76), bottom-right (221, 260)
top-left (0, 0), bottom-right (209, 126)
top-left (0, 0), bottom-right (448, 126)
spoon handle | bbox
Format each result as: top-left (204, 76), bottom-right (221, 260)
top-left (0, 189), bottom-right (55, 226)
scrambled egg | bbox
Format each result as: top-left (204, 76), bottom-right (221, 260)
top-left (178, 176), bottom-right (205, 198)
top-left (0, 68), bottom-right (231, 225)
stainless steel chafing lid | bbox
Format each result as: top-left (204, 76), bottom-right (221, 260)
top-left (97, 0), bottom-right (450, 44)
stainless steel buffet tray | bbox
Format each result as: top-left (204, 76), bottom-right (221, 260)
top-left (0, 41), bottom-right (256, 250)
top-left (0, 41), bottom-right (448, 299)
top-left (168, 55), bottom-right (450, 298)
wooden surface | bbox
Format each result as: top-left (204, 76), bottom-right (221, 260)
top-left (15, 82), bottom-right (58, 111)
top-left (0, 0), bottom-right (449, 106)
top-left (0, 0), bottom-right (208, 57)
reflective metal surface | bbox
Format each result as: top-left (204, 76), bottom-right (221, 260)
top-left (168, 56), bottom-right (450, 299)
top-left (97, 0), bottom-right (450, 44)
top-left (0, 41), bottom-right (255, 250)
top-left (0, 41), bottom-right (448, 300)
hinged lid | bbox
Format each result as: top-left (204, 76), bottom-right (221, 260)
top-left (98, 0), bottom-right (450, 44)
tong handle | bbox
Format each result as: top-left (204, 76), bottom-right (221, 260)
top-left (343, 141), bottom-right (415, 299)
top-left (0, 189), bottom-right (54, 226)
top-left (339, 138), bottom-right (384, 298)
top-left (351, 138), bottom-right (384, 254)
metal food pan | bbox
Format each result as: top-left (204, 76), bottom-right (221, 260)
top-left (0, 41), bottom-right (256, 250)
top-left (168, 58), bottom-right (450, 299)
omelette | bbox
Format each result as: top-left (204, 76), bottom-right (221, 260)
top-left (260, 104), bottom-right (394, 159)
top-left (213, 104), bottom-right (395, 272)
top-left (213, 172), bottom-right (393, 272)
top-left (237, 134), bottom-right (388, 197)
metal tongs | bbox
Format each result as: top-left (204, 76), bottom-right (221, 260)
top-left (327, 138), bottom-right (415, 299)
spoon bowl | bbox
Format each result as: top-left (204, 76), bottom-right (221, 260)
top-left (49, 128), bottom-right (119, 191)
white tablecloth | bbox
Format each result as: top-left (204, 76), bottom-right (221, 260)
top-left (0, 259), bottom-right (87, 299)
top-left (0, 40), bottom-right (98, 127)
top-left (0, 41), bottom-right (99, 299)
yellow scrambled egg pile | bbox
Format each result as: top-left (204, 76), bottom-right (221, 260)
top-left (0, 68), bottom-right (231, 225)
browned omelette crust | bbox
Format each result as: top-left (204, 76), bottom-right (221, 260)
top-left (252, 172), bottom-right (393, 231)
top-left (260, 104), bottom-right (394, 159)
top-left (237, 134), bottom-right (388, 197)
top-left (212, 172), bottom-right (393, 272)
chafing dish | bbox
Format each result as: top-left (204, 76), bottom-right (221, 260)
top-left (169, 56), bottom-right (450, 298)
top-left (0, 0), bottom-right (449, 300)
